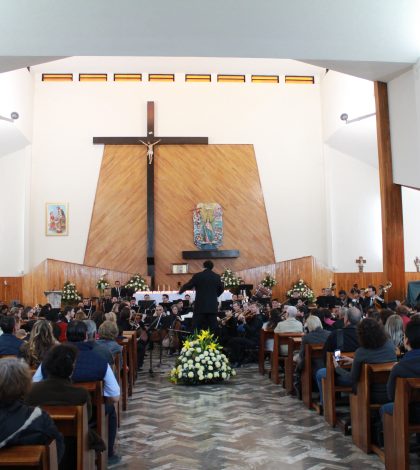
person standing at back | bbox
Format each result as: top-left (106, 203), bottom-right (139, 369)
top-left (178, 260), bottom-right (224, 334)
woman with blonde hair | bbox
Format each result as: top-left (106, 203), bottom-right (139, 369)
top-left (384, 314), bottom-right (405, 355)
top-left (19, 319), bottom-right (58, 368)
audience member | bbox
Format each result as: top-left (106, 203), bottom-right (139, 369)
top-left (0, 316), bottom-right (23, 355)
top-left (19, 319), bottom-right (58, 368)
top-left (0, 358), bottom-right (64, 461)
top-left (274, 306), bottom-right (303, 355)
top-left (384, 314), bottom-right (405, 356)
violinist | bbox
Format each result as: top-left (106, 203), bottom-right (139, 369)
top-left (225, 302), bottom-right (263, 368)
top-left (218, 309), bottom-right (238, 345)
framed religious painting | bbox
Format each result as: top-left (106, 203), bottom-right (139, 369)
top-left (46, 203), bottom-right (69, 236)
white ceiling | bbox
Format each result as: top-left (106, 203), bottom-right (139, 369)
top-left (0, 0), bottom-right (419, 81)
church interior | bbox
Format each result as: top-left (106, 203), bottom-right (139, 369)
top-left (1, 1), bottom-right (420, 468)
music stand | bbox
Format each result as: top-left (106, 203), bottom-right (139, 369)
top-left (138, 300), bottom-right (156, 313)
top-left (221, 300), bottom-right (233, 311)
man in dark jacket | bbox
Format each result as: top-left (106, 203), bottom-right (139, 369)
top-left (179, 260), bottom-right (224, 333)
top-left (0, 316), bottom-right (23, 355)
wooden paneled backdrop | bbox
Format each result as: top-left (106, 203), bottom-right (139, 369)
top-left (21, 259), bottom-right (150, 306)
top-left (84, 144), bottom-right (275, 288)
top-left (2, 256), bottom-right (420, 306)
top-left (0, 277), bottom-right (23, 305)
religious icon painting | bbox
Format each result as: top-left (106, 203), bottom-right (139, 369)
top-left (193, 202), bottom-right (223, 250)
top-left (46, 203), bottom-right (69, 236)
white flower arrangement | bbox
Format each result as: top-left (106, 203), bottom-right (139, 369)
top-left (221, 268), bottom-right (243, 289)
top-left (124, 273), bottom-right (149, 292)
top-left (286, 279), bottom-right (315, 303)
top-left (96, 276), bottom-right (110, 291)
top-left (61, 281), bottom-right (82, 304)
top-left (170, 330), bottom-right (236, 385)
top-left (261, 272), bottom-right (277, 288)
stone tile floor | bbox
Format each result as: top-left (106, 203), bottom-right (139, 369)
top-left (112, 357), bottom-right (388, 469)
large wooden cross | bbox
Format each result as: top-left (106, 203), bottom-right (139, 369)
top-left (93, 102), bottom-right (208, 288)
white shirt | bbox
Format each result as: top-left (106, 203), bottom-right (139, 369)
top-left (32, 364), bottom-right (120, 398)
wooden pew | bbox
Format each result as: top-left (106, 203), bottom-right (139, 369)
top-left (41, 404), bottom-right (94, 470)
top-left (116, 338), bottom-right (129, 411)
top-left (384, 378), bottom-right (420, 470)
top-left (73, 381), bottom-right (107, 470)
top-left (301, 343), bottom-right (324, 410)
top-left (113, 352), bottom-right (122, 427)
top-left (350, 362), bottom-right (396, 458)
top-left (0, 440), bottom-right (58, 469)
top-left (258, 330), bottom-right (274, 375)
top-left (123, 330), bottom-right (138, 381)
top-left (323, 351), bottom-right (354, 430)
top-left (284, 336), bottom-right (303, 393)
top-left (271, 333), bottom-right (303, 385)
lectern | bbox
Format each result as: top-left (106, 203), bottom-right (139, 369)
top-left (44, 291), bottom-right (63, 309)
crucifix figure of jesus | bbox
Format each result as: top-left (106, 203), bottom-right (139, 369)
top-left (355, 256), bottom-right (366, 273)
top-left (139, 139), bottom-right (161, 164)
top-left (93, 102), bottom-right (208, 289)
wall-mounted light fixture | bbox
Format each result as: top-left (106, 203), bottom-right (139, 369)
top-left (0, 112), bottom-right (19, 123)
top-left (340, 112), bottom-right (376, 124)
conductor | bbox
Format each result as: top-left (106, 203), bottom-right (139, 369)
top-left (178, 260), bottom-right (224, 333)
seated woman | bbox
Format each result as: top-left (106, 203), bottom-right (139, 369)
top-left (335, 318), bottom-right (397, 404)
top-left (296, 314), bottom-right (330, 374)
top-left (97, 321), bottom-right (123, 359)
top-left (0, 357), bottom-right (64, 461)
top-left (25, 344), bottom-right (106, 467)
top-left (261, 308), bottom-right (282, 352)
top-left (19, 319), bottom-right (58, 369)
top-left (384, 314), bottom-right (405, 356)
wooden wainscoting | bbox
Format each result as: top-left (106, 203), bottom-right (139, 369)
top-left (22, 259), bottom-right (150, 306)
top-left (236, 256), bottom-right (334, 302)
top-left (0, 277), bottom-right (23, 305)
top-left (333, 273), bottom-right (387, 293)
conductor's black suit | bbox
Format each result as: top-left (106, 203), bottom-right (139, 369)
top-left (179, 267), bottom-right (224, 333)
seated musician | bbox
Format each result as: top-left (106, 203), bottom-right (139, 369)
top-left (161, 294), bottom-right (171, 311)
top-left (218, 309), bottom-right (238, 346)
top-left (129, 298), bottom-right (139, 312)
top-left (0, 357), bottom-right (64, 462)
top-left (380, 317), bottom-right (420, 421)
top-left (32, 321), bottom-right (121, 465)
top-left (225, 305), bottom-right (263, 368)
top-left (274, 306), bottom-right (304, 355)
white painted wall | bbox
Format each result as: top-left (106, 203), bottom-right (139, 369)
top-left (388, 62), bottom-right (420, 189)
top-left (0, 148), bottom-right (28, 275)
top-left (321, 70), bottom-right (383, 272)
top-left (0, 68), bottom-right (34, 276)
top-left (30, 72), bottom-right (326, 268)
top-left (402, 187), bottom-right (420, 272)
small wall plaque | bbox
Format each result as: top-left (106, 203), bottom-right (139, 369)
top-left (172, 263), bottom-right (189, 274)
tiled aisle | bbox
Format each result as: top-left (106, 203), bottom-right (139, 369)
top-left (113, 358), bottom-right (384, 470)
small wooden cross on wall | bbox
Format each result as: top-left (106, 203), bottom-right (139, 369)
top-left (356, 256), bottom-right (366, 273)
top-left (414, 256), bottom-right (420, 273)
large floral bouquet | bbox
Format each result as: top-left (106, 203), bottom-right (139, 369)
top-left (170, 330), bottom-right (236, 385)
top-left (221, 268), bottom-right (243, 289)
top-left (286, 279), bottom-right (315, 303)
top-left (61, 281), bottom-right (82, 304)
top-left (96, 276), bottom-right (110, 292)
top-left (124, 273), bottom-right (149, 293)
top-left (261, 272), bottom-right (277, 288)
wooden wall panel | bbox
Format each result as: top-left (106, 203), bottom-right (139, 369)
top-left (236, 256), bottom-right (334, 302)
top-left (22, 259), bottom-right (150, 306)
top-left (333, 273), bottom-right (386, 293)
top-left (154, 145), bottom-right (274, 288)
top-left (84, 145), bottom-right (148, 274)
top-left (0, 277), bottom-right (23, 305)
top-left (375, 82), bottom-right (405, 301)
top-left (85, 144), bottom-right (274, 288)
